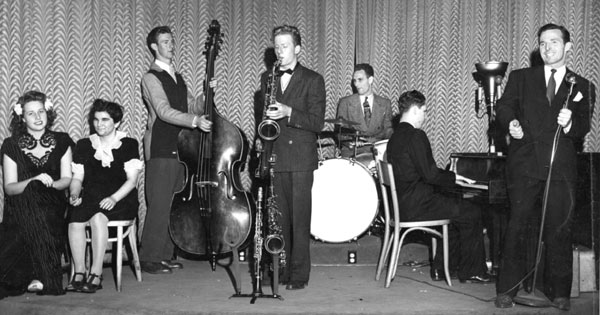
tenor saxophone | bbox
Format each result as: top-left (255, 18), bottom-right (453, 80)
top-left (256, 60), bottom-right (281, 179)
top-left (263, 167), bottom-right (286, 266)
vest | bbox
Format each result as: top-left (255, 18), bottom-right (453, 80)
top-left (148, 69), bottom-right (188, 159)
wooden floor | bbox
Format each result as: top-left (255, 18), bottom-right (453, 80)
top-left (0, 237), bottom-right (597, 315)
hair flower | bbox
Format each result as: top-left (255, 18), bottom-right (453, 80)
top-left (44, 99), bottom-right (54, 110)
top-left (13, 103), bottom-right (22, 116)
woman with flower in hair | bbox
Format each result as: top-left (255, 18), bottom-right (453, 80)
top-left (66, 99), bottom-right (142, 293)
top-left (0, 90), bottom-right (74, 298)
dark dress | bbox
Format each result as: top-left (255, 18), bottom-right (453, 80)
top-left (68, 136), bottom-right (139, 222)
top-left (0, 131), bottom-right (74, 298)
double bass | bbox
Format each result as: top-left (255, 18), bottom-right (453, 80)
top-left (169, 20), bottom-right (253, 266)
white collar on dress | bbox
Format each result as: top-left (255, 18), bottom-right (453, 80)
top-left (90, 131), bottom-right (126, 167)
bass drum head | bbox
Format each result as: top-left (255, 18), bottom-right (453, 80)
top-left (311, 158), bottom-right (378, 243)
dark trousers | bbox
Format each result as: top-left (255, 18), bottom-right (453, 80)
top-left (427, 199), bottom-right (487, 279)
top-left (274, 171), bottom-right (313, 284)
top-left (140, 158), bottom-right (185, 262)
top-left (496, 177), bottom-right (574, 300)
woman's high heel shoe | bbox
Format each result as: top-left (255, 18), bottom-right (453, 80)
top-left (81, 273), bottom-right (103, 293)
top-left (65, 272), bottom-right (86, 292)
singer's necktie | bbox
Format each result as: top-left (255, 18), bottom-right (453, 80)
top-left (363, 98), bottom-right (371, 126)
top-left (546, 69), bottom-right (556, 104)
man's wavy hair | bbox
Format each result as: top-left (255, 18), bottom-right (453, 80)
top-left (272, 25), bottom-right (302, 46)
top-left (398, 90), bottom-right (426, 114)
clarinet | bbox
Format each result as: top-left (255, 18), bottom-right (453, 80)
top-left (253, 188), bottom-right (264, 292)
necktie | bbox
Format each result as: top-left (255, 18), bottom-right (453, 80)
top-left (363, 98), bottom-right (371, 126)
top-left (546, 69), bottom-right (556, 104)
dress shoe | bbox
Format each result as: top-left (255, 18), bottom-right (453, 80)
top-left (553, 297), bottom-right (570, 311)
top-left (459, 273), bottom-right (494, 284)
top-left (285, 281), bottom-right (306, 290)
top-left (27, 280), bottom-right (43, 292)
top-left (65, 272), bottom-right (86, 292)
top-left (161, 260), bottom-right (183, 269)
top-left (495, 294), bottom-right (514, 308)
top-left (81, 273), bottom-right (103, 294)
top-left (141, 261), bottom-right (172, 274)
top-left (429, 268), bottom-right (457, 281)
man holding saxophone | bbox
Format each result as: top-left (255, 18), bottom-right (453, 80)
top-left (259, 24), bottom-right (326, 290)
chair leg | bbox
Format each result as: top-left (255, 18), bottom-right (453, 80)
top-left (116, 226), bottom-right (124, 292)
top-left (128, 225), bottom-right (142, 282)
top-left (442, 224), bottom-right (451, 286)
top-left (375, 223), bottom-right (392, 281)
top-left (385, 228), bottom-right (402, 288)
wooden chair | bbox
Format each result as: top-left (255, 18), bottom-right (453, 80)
top-left (71, 219), bottom-right (142, 291)
top-left (374, 160), bottom-right (452, 288)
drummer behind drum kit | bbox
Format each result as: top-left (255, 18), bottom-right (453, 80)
top-left (311, 118), bottom-right (388, 243)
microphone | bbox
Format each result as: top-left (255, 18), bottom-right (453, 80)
top-left (566, 72), bottom-right (577, 85)
top-left (563, 72), bottom-right (577, 109)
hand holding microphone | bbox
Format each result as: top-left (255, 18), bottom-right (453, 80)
top-left (509, 119), bottom-right (523, 139)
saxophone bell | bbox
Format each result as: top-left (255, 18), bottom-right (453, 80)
top-left (257, 119), bottom-right (280, 141)
top-left (264, 234), bottom-right (284, 255)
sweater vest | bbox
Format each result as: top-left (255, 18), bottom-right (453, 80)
top-left (148, 69), bottom-right (189, 159)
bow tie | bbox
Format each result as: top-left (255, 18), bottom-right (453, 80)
top-left (279, 68), bottom-right (294, 75)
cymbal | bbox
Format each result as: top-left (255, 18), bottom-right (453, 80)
top-left (324, 117), bottom-right (360, 127)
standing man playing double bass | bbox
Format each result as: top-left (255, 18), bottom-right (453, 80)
top-left (260, 25), bottom-right (326, 290)
top-left (140, 26), bottom-right (213, 274)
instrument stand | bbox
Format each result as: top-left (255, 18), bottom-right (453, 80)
top-left (230, 253), bottom-right (284, 303)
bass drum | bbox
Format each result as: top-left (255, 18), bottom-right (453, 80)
top-left (311, 158), bottom-right (378, 243)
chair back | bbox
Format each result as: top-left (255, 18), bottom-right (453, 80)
top-left (376, 160), bottom-right (400, 226)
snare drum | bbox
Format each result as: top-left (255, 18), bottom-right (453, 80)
top-left (311, 158), bottom-right (378, 243)
top-left (373, 139), bottom-right (389, 162)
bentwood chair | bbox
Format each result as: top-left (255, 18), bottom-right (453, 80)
top-left (375, 160), bottom-right (452, 288)
top-left (71, 219), bottom-right (142, 292)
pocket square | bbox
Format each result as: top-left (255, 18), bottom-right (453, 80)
top-left (573, 91), bottom-right (583, 102)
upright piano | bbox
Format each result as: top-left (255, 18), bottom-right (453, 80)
top-left (449, 152), bottom-right (599, 272)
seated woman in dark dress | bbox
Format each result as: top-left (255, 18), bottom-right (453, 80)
top-left (0, 90), bottom-right (74, 299)
top-left (66, 99), bottom-right (142, 293)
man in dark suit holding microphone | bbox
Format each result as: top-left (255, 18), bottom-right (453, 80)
top-left (495, 23), bottom-right (595, 310)
top-left (260, 25), bottom-right (326, 290)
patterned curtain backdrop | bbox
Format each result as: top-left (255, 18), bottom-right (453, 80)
top-left (356, 0), bottom-right (599, 166)
top-left (0, 0), bottom-right (597, 222)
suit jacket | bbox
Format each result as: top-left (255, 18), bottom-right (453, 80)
top-left (336, 93), bottom-right (393, 141)
top-left (496, 66), bottom-right (595, 182)
top-left (141, 62), bottom-right (203, 160)
top-left (260, 63), bottom-right (326, 172)
top-left (386, 122), bottom-right (458, 221)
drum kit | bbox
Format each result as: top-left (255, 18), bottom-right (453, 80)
top-left (311, 118), bottom-right (389, 243)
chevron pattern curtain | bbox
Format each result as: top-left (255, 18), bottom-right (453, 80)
top-left (0, 0), bottom-right (597, 224)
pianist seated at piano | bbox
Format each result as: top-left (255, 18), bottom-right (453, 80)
top-left (386, 90), bottom-right (493, 283)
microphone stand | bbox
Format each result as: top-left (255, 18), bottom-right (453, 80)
top-left (513, 76), bottom-right (576, 308)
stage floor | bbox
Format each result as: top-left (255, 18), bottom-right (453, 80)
top-left (0, 255), bottom-right (596, 315)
